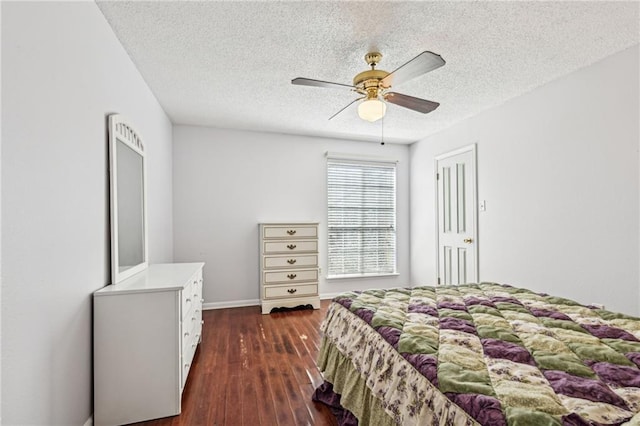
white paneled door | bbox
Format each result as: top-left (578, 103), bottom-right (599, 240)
top-left (436, 145), bottom-right (478, 285)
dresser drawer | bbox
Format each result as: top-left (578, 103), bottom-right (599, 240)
top-left (181, 336), bottom-right (198, 389)
top-left (263, 240), bottom-right (317, 254)
top-left (182, 270), bottom-right (203, 319)
top-left (181, 280), bottom-right (195, 319)
top-left (264, 283), bottom-right (318, 299)
top-left (190, 277), bottom-right (203, 307)
top-left (182, 313), bottom-right (201, 360)
top-left (184, 309), bottom-right (202, 342)
top-left (262, 224), bottom-right (317, 239)
top-left (264, 268), bottom-right (318, 284)
top-left (264, 254), bottom-right (318, 269)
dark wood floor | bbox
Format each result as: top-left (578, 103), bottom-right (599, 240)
top-left (133, 300), bottom-right (337, 426)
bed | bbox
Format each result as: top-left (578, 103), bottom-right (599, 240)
top-left (312, 283), bottom-right (640, 425)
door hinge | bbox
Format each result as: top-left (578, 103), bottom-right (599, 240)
top-left (436, 172), bottom-right (440, 180)
top-left (437, 277), bottom-right (441, 285)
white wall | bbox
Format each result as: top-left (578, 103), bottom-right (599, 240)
top-left (1, 3), bottom-right (173, 424)
top-left (410, 45), bottom-right (640, 316)
top-left (173, 126), bottom-right (410, 307)
top-left (0, 2), bottom-right (3, 420)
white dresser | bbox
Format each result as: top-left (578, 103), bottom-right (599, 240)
top-left (93, 262), bottom-right (204, 426)
top-left (260, 223), bottom-right (321, 314)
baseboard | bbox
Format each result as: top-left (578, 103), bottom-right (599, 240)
top-left (320, 292), bottom-right (342, 300)
top-left (83, 415), bottom-right (93, 426)
top-left (203, 299), bottom-right (260, 310)
top-left (204, 292), bottom-right (343, 310)
top-left (203, 294), bottom-right (342, 310)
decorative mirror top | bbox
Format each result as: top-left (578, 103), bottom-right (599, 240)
top-left (113, 120), bottom-right (144, 152)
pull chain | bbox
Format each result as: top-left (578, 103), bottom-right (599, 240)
top-left (380, 113), bottom-right (385, 145)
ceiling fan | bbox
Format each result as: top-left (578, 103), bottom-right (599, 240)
top-left (292, 51), bottom-right (445, 122)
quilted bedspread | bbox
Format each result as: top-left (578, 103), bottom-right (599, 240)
top-left (320, 283), bottom-right (640, 425)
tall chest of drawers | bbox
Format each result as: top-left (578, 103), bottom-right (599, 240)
top-left (93, 262), bottom-right (204, 426)
top-left (260, 223), bottom-right (321, 314)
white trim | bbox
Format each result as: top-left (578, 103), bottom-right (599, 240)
top-left (83, 415), bottom-right (93, 426)
top-left (434, 143), bottom-right (479, 284)
top-left (434, 144), bottom-right (476, 161)
top-left (326, 272), bottom-right (400, 280)
top-left (325, 151), bottom-right (399, 164)
top-left (320, 292), bottom-right (345, 300)
top-left (203, 299), bottom-right (260, 310)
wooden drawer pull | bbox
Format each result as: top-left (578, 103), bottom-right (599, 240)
top-left (286, 244), bottom-right (296, 250)
top-left (287, 273), bottom-right (297, 279)
top-left (287, 229), bottom-right (297, 235)
top-left (287, 288), bottom-right (297, 294)
top-left (287, 258), bottom-right (297, 264)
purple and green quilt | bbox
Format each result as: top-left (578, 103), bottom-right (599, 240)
top-left (317, 283), bottom-right (640, 425)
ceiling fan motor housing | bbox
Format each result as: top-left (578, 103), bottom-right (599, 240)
top-left (354, 52), bottom-right (391, 99)
top-left (353, 69), bottom-right (390, 99)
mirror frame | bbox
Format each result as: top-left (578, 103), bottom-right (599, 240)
top-left (108, 114), bottom-right (149, 284)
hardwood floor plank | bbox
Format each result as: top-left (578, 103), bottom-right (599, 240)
top-left (252, 365), bottom-right (279, 425)
top-left (224, 374), bottom-right (242, 424)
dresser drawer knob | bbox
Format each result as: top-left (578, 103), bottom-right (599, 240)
top-left (287, 273), bottom-right (297, 279)
top-left (287, 258), bottom-right (297, 264)
top-left (286, 244), bottom-right (297, 250)
top-left (287, 229), bottom-right (297, 235)
top-left (201, 298), bottom-right (205, 303)
top-left (185, 298), bottom-right (191, 303)
top-left (201, 320), bottom-right (205, 325)
top-left (184, 332), bottom-right (190, 337)
top-left (287, 288), bottom-right (297, 294)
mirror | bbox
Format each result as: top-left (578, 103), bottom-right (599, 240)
top-left (109, 114), bottom-right (148, 283)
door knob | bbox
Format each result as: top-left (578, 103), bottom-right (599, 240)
top-left (463, 238), bottom-right (473, 243)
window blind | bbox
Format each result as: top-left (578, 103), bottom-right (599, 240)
top-left (327, 159), bottom-right (397, 277)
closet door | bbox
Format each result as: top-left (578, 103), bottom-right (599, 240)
top-left (436, 145), bottom-right (478, 285)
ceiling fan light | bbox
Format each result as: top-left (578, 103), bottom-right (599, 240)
top-left (358, 99), bottom-right (386, 122)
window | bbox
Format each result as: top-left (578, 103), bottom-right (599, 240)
top-left (327, 157), bottom-right (397, 278)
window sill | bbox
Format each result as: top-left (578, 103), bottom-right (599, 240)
top-left (325, 272), bottom-right (400, 281)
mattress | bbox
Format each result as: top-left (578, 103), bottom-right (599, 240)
top-left (314, 283), bottom-right (640, 425)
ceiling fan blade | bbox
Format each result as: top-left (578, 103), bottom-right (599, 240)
top-left (380, 51), bottom-right (445, 88)
top-left (328, 97), bottom-right (365, 120)
top-left (384, 92), bottom-right (440, 114)
top-left (292, 77), bottom-right (354, 90)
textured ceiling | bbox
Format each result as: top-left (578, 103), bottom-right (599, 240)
top-left (96, 1), bottom-right (639, 144)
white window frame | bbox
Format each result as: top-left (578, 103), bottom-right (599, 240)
top-left (326, 153), bottom-right (398, 279)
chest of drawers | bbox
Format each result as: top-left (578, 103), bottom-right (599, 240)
top-left (260, 223), bottom-right (321, 314)
top-left (93, 262), bottom-right (204, 426)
